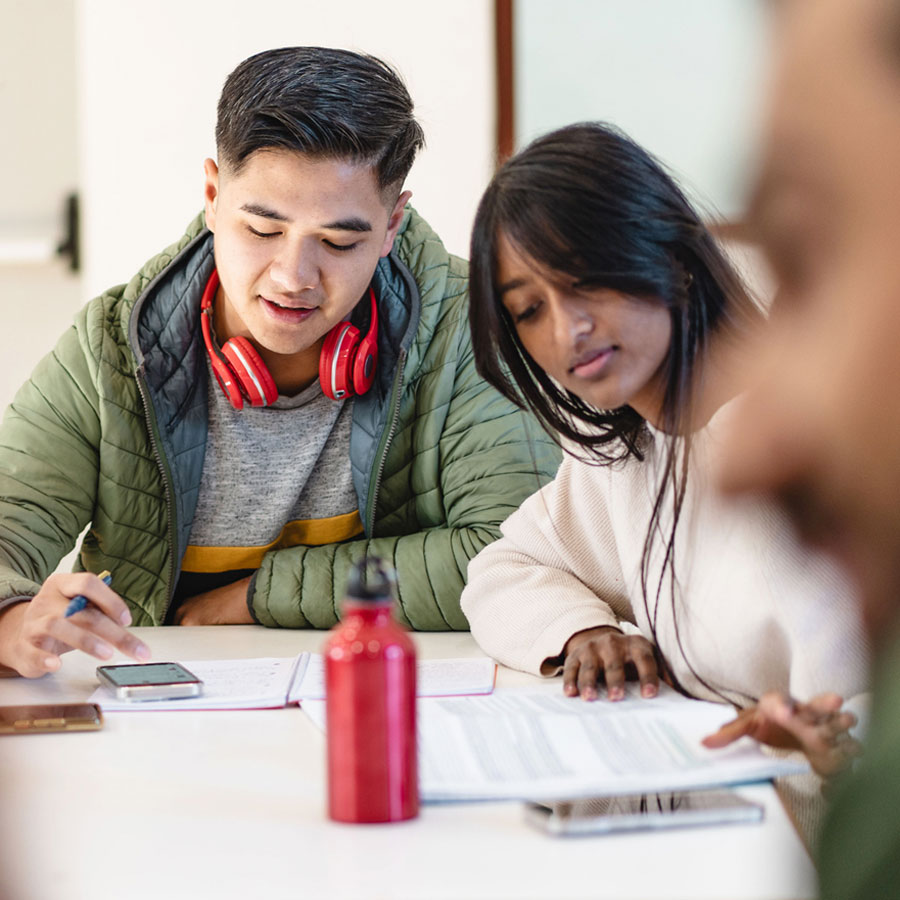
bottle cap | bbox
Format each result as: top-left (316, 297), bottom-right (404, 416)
top-left (345, 556), bottom-right (395, 603)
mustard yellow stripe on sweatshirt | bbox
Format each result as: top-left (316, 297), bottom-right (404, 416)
top-left (180, 511), bottom-right (364, 573)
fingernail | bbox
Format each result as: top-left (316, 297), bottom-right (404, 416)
top-left (135, 644), bottom-right (151, 660)
top-left (564, 683), bottom-right (577, 696)
top-left (94, 643), bottom-right (113, 660)
top-left (120, 610), bottom-right (132, 626)
top-left (609, 686), bottom-right (624, 701)
top-left (44, 656), bottom-right (61, 671)
top-left (582, 688), bottom-right (597, 702)
top-left (642, 684), bottom-right (657, 698)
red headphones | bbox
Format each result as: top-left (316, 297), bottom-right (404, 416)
top-left (200, 269), bottom-right (378, 408)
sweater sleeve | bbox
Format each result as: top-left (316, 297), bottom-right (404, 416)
top-left (248, 297), bottom-right (561, 631)
top-left (461, 452), bottom-right (637, 675)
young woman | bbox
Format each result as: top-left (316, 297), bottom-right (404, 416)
top-left (461, 122), bottom-right (868, 779)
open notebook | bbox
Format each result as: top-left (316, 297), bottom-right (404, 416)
top-left (89, 654), bottom-right (497, 712)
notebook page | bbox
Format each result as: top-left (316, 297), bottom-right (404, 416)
top-left (90, 656), bottom-right (305, 711)
top-left (287, 654), bottom-right (497, 702)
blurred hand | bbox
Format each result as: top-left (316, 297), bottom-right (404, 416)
top-left (701, 691), bottom-right (862, 776)
top-left (0, 572), bottom-right (150, 678)
top-left (562, 625), bottom-right (660, 701)
top-left (173, 576), bottom-right (254, 626)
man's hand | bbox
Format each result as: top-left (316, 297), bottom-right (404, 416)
top-left (562, 625), bottom-right (660, 701)
top-left (173, 576), bottom-right (255, 626)
top-left (701, 691), bottom-right (862, 776)
top-left (0, 572), bottom-right (151, 678)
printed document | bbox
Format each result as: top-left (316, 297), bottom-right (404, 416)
top-left (301, 682), bottom-right (808, 800)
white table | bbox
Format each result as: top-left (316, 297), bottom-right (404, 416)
top-left (0, 627), bottom-right (817, 900)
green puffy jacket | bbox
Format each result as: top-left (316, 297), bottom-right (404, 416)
top-left (0, 208), bottom-right (559, 628)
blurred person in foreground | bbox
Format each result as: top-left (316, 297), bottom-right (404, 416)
top-left (720, 0), bottom-right (900, 895)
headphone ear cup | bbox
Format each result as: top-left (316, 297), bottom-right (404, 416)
top-left (319, 321), bottom-right (360, 400)
top-left (318, 288), bottom-right (379, 400)
top-left (351, 326), bottom-right (378, 396)
top-left (221, 337), bottom-right (278, 407)
top-left (208, 351), bottom-right (246, 410)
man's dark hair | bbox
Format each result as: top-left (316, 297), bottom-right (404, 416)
top-left (215, 46), bottom-right (424, 194)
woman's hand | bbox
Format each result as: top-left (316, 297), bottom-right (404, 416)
top-left (562, 625), bottom-right (660, 701)
top-left (701, 691), bottom-right (862, 776)
top-left (0, 572), bottom-right (150, 678)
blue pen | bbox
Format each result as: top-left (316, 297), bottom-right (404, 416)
top-left (64, 570), bottom-right (112, 618)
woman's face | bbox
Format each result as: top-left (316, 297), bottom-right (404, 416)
top-left (496, 232), bottom-right (673, 424)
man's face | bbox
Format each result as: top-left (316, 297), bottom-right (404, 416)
top-left (721, 0), bottom-right (900, 642)
top-left (204, 149), bottom-right (409, 361)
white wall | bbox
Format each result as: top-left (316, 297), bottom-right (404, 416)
top-left (0, 0), bottom-right (81, 412)
top-left (76, 0), bottom-right (496, 300)
top-left (515, 0), bottom-right (771, 221)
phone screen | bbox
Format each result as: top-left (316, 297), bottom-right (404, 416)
top-left (97, 663), bottom-right (199, 686)
top-left (525, 789), bottom-right (764, 835)
top-left (96, 662), bottom-right (203, 701)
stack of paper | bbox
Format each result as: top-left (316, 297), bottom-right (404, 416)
top-left (301, 682), bottom-right (809, 801)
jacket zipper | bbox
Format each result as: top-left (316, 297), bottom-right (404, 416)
top-left (366, 348), bottom-right (407, 535)
top-left (135, 367), bottom-right (178, 623)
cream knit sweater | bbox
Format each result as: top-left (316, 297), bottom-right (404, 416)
top-left (462, 401), bottom-right (870, 707)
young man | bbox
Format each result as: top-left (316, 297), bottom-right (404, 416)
top-left (718, 0), bottom-right (900, 895)
top-left (0, 47), bottom-right (558, 679)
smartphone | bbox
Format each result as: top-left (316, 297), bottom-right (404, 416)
top-left (96, 662), bottom-right (203, 701)
top-left (525, 789), bottom-right (764, 836)
top-left (0, 703), bottom-right (104, 735)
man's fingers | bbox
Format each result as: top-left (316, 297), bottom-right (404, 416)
top-left (68, 607), bottom-right (151, 661)
top-left (64, 574), bottom-right (132, 627)
top-left (46, 610), bottom-right (149, 663)
top-left (3, 574), bottom-right (146, 678)
top-left (45, 615), bottom-right (116, 660)
top-left (14, 647), bottom-right (62, 679)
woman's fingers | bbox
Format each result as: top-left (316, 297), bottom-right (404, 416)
top-left (627, 642), bottom-right (660, 698)
top-left (562, 627), bottom-right (660, 701)
top-left (701, 708), bottom-right (755, 749)
top-left (596, 651), bottom-right (626, 700)
top-left (702, 691), bottom-right (864, 777)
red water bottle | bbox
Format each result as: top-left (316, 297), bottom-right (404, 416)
top-left (324, 557), bottom-right (418, 823)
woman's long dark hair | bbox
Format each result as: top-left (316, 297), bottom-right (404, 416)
top-left (469, 122), bottom-right (762, 702)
